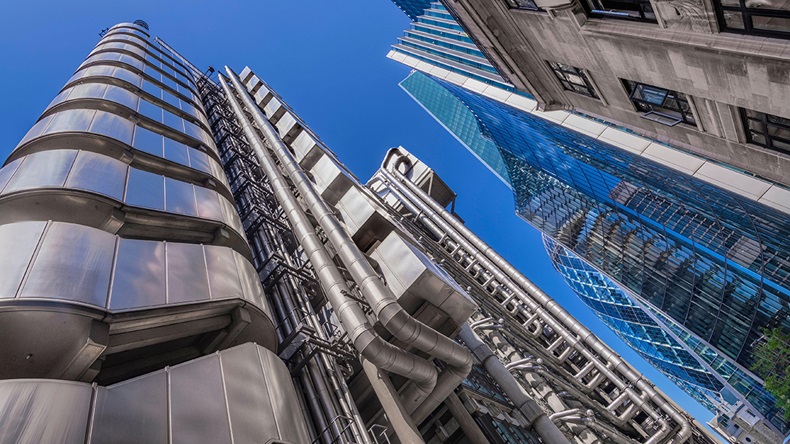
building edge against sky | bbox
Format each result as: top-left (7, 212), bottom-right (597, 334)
top-left (386, 1), bottom-right (790, 442)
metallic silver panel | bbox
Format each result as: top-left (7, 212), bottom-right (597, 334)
top-left (194, 186), bottom-right (223, 222)
top-left (65, 151), bottom-right (127, 201)
top-left (205, 245), bottom-right (243, 300)
top-left (0, 158), bottom-right (22, 193)
top-left (125, 168), bottom-right (164, 211)
top-left (169, 354), bottom-right (232, 444)
top-left (44, 108), bottom-right (95, 134)
top-left (17, 115), bottom-right (53, 147)
top-left (233, 250), bottom-right (263, 305)
top-left (0, 380), bottom-right (92, 444)
top-left (92, 371), bottom-right (168, 443)
top-left (102, 85), bottom-right (140, 112)
top-left (166, 242), bottom-right (209, 303)
top-left (88, 109), bottom-right (134, 144)
top-left (220, 344), bottom-right (279, 443)
top-left (260, 346), bottom-right (312, 444)
top-left (0, 221), bottom-right (46, 298)
top-left (165, 177), bottom-right (197, 217)
top-left (110, 238), bottom-right (166, 310)
top-left (21, 222), bottom-right (115, 307)
top-left (4, 150), bottom-right (77, 193)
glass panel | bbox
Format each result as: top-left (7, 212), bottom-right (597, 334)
top-left (21, 222), bottom-right (115, 307)
top-left (103, 85), bottom-right (139, 110)
top-left (89, 110), bottom-right (135, 144)
top-left (163, 110), bottom-right (183, 132)
top-left (164, 137), bottom-right (190, 166)
top-left (133, 125), bottom-right (164, 157)
top-left (0, 158), bottom-right (22, 193)
top-left (752, 15), bottom-right (790, 32)
top-left (723, 11), bottom-right (746, 29)
top-left (165, 177), bottom-right (197, 216)
top-left (204, 245), bottom-right (243, 300)
top-left (0, 221), bottom-right (47, 298)
top-left (65, 151), bottom-right (127, 200)
top-left (17, 115), bottom-right (53, 146)
top-left (194, 186), bottom-right (223, 222)
top-left (633, 84), bottom-right (668, 105)
top-left (141, 80), bottom-right (160, 98)
top-left (126, 168), bottom-right (164, 210)
top-left (45, 109), bottom-right (96, 134)
top-left (188, 149), bottom-right (212, 174)
top-left (137, 99), bottom-right (163, 122)
top-left (166, 243), bottom-right (209, 303)
top-left (110, 238), bottom-right (165, 310)
top-left (4, 150), bottom-right (78, 192)
top-left (70, 82), bottom-right (108, 100)
top-left (110, 67), bottom-right (141, 88)
top-left (219, 345), bottom-right (278, 442)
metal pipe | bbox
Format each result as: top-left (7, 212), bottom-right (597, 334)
top-left (444, 392), bottom-right (490, 444)
top-left (381, 154), bottom-right (692, 443)
top-left (459, 324), bottom-right (571, 444)
top-left (225, 67), bottom-right (473, 408)
top-left (218, 74), bottom-right (438, 406)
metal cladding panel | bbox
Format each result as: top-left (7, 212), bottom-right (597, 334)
top-left (310, 154), bottom-right (353, 205)
top-left (0, 158), bottom-right (21, 191)
top-left (371, 231), bottom-right (476, 324)
top-left (220, 344), bottom-right (279, 443)
top-left (110, 238), bottom-right (166, 310)
top-left (166, 242), bottom-right (210, 304)
top-left (259, 345), bottom-right (312, 444)
top-left (4, 150), bottom-right (77, 193)
top-left (291, 130), bottom-right (320, 167)
top-left (65, 151), bottom-right (127, 201)
top-left (21, 222), bottom-right (115, 307)
top-left (92, 370), bottom-right (168, 443)
top-left (0, 221), bottom-right (45, 298)
top-left (275, 112), bottom-right (297, 136)
top-left (170, 354), bottom-right (232, 444)
top-left (0, 380), bottom-right (92, 444)
top-left (205, 244), bottom-right (244, 300)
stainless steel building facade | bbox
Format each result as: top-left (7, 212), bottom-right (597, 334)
top-left (0, 20), bottom-right (721, 444)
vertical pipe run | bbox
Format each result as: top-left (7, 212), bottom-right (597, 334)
top-left (217, 73), bottom-right (439, 418)
top-left (224, 66), bottom-right (473, 412)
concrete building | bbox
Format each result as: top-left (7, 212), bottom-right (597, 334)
top-left (0, 19), bottom-right (720, 444)
top-left (440, 0), bottom-right (790, 188)
top-left (386, 2), bottom-right (790, 441)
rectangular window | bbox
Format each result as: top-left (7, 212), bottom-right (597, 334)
top-left (547, 61), bottom-right (599, 98)
top-left (504, 0), bottom-right (543, 11)
top-left (623, 80), bottom-right (695, 126)
top-left (741, 108), bottom-right (790, 156)
top-left (715, 0), bottom-right (790, 39)
top-left (580, 0), bottom-right (657, 22)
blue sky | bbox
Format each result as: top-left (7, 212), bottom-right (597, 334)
top-left (0, 0), bottom-right (715, 432)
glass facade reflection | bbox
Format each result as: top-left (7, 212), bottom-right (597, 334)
top-left (543, 235), bottom-right (786, 430)
top-left (400, 70), bottom-right (790, 433)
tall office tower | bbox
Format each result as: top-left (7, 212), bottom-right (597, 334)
top-left (387, 2), bottom-right (790, 442)
top-left (0, 19), bottom-right (720, 444)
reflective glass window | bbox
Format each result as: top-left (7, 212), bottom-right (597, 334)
top-left (741, 107), bottom-right (790, 156)
top-left (715, 0), bottom-right (790, 38)
top-left (0, 222), bottom-right (46, 298)
top-left (166, 243), bottom-right (209, 303)
top-left (45, 109), bottom-right (96, 134)
top-left (547, 61), bottom-right (599, 98)
top-left (126, 168), bottom-right (164, 210)
top-left (89, 110), bottom-right (134, 144)
top-left (622, 80), bottom-right (696, 126)
top-left (103, 85), bottom-right (139, 110)
top-left (4, 150), bottom-right (77, 193)
top-left (110, 238), bottom-right (166, 310)
top-left (164, 137), bottom-right (190, 166)
top-left (138, 99), bottom-right (163, 122)
top-left (132, 125), bottom-right (164, 157)
top-left (65, 152), bottom-right (127, 200)
top-left (165, 177), bottom-right (197, 216)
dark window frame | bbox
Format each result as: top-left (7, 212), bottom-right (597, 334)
top-left (714, 0), bottom-right (790, 40)
top-left (504, 0), bottom-right (544, 11)
top-left (741, 108), bottom-right (790, 156)
top-left (579, 0), bottom-right (658, 23)
top-left (547, 61), bottom-right (599, 99)
top-left (622, 80), bottom-right (696, 127)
